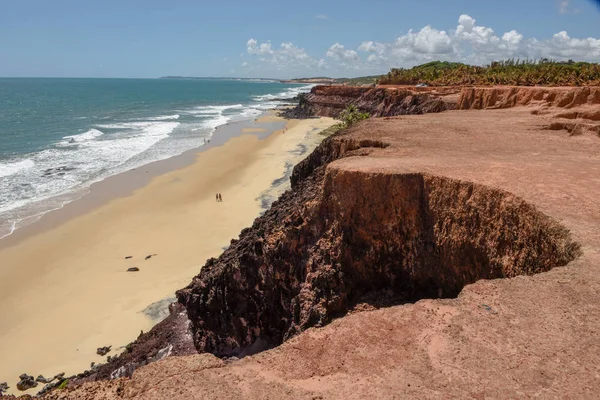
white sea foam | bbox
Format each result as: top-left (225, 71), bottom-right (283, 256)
top-left (147, 114), bottom-right (180, 121)
top-left (0, 84), bottom-right (316, 239)
top-left (252, 85), bottom-right (314, 102)
top-left (0, 121), bottom-right (179, 216)
top-left (0, 158), bottom-right (36, 178)
top-left (184, 104), bottom-right (244, 115)
top-left (61, 128), bottom-right (104, 144)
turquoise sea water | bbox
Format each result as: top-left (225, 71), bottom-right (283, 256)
top-left (0, 78), bottom-right (311, 238)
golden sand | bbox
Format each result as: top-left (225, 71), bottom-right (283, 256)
top-left (0, 116), bottom-right (336, 391)
top-left (241, 127), bottom-right (267, 133)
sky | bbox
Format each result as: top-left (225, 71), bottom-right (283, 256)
top-left (1, 0), bottom-right (600, 79)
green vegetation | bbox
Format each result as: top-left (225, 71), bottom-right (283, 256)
top-left (57, 379), bottom-right (69, 390)
top-left (319, 124), bottom-right (342, 137)
top-left (334, 75), bottom-right (381, 86)
top-left (379, 59), bottom-right (600, 86)
top-left (339, 105), bottom-right (370, 128)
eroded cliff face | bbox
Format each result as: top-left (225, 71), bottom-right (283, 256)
top-left (457, 86), bottom-right (600, 110)
top-left (176, 131), bottom-right (580, 357)
top-left (293, 85), bottom-right (600, 137)
top-left (293, 85), bottom-right (457, 118)
top-left (293, 85), bottom-right (600, 120)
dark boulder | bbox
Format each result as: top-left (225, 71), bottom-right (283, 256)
top-left (16, 374), bottom-right (37, 391)
top-left (96, 346), bottom-right (111, 356)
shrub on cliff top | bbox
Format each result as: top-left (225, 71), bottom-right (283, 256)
top-left (339, 104), bottom-right (370, 128)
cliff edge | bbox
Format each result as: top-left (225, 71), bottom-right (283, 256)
top-left (34, 87), bottom-right (600, 399)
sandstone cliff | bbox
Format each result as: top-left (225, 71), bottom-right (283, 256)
top-left (175, 126), bottom-right (579, 357)
top-left (34, 86), bottom-right (600, 399)
top-left (288, 84), bottom-right (600, 120)
top-left (457, 86), bottom-right (600, 109)
top-left (287, 85), bottom-right (458, 118)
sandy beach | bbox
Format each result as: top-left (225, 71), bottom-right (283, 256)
top-left (0, 113), bottom-right (336, 392)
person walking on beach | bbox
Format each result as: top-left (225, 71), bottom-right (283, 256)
top-left (218, 193), bottom-right (223, 202)
top-left (216, 193), bottom-right (219, 202)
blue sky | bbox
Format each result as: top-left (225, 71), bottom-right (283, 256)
top-left (1, 0), bottom-right (599, 78)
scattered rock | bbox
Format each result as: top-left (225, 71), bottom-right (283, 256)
top-left (144, 254), bottom-right (157, 260)
top-left (0, 382), bottom-right (9, 395)
top-left (96, 346), bottom-right (112, 356)
top-left (109, 363), bottom-right (137, 380)
top-left (127, 267), bottom-right (140, 272)
top-left (42, 166), bottom-right (75, 177)
top-left (53, 372), bottom-right (65, 381)
top-left (90, 362), bottom-right (95, 368)
top-left (36, 375), bottom-right (49, 384)
top-left (36, 375), bottom-right (67, 397)
top-left (125, 256), bottom-right (133, 259)
top-left (16, 374), bottom-right (37, 391)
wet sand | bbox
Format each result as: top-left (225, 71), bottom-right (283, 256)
top-left (0, 113), bottom-right (336, 392)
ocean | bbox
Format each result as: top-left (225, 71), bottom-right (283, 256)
top-left (0, 78), bottom-right (312, 239)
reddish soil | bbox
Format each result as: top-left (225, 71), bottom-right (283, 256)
top-left (23, 87), bottom-right (600, 399)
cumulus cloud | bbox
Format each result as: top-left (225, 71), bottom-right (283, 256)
top-left (246, 38), bottom-right (328, 71)
top-left (358, 41), bottom-right (388, 63)
top-left (352, 14), bottom-right (600, 70)
top-left (247, 39), bottom-right (274, 56)
top-left (529, 31), bottom-right (600, 59)
top-left (326, 43), bottom-right (360, 63)
top-left (399, 26), bottom-right (454, 54)
top-left (246, 14), bottom-right (600, 76)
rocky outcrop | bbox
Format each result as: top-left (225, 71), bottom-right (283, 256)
top-left (293, 85), bottom-right (600, 119)
top-left (176, 128), bottom-right (580, 357)
top-left (288, 85), bottom-right (458, 118)
top-left (16, 374), bottom-right (37, 391)
top-left (456, 86), bottom-right (600, 137)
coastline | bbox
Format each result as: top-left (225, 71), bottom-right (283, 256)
top-left (0, 118), bottom-right (286, 250)
top-left (0, 112), bottom-right (336, 393)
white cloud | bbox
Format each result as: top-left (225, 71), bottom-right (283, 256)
top-left (280, 42), bottom-right (311, 61)
top-left (358, 41), bottom-right (388, 64)
top-left (326, 43), bottom-right (360, 63)
top-left (396, 26), bottom-right (455, 54)
top-left (455, 14), bottom-right (496, 46)
top-left (528, 31), bottom-right (600, 59)
top-left (245, 14), bottom-right (600, 77)
top-left (316, 14), bottom-right (328, 20)
top-left (502, 30), bottom-right (523, 45)
top-left (247, 39), bottom-right (274, 56)
top-left (246, 38), bottom-right (328, 71)
top-left (559, 0), bottom-right (580, 14)
top-left (355, 14), bottom-right (600, 69)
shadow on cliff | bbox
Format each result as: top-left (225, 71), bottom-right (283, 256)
top-left (176, 135), bottom-right (581, 359)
